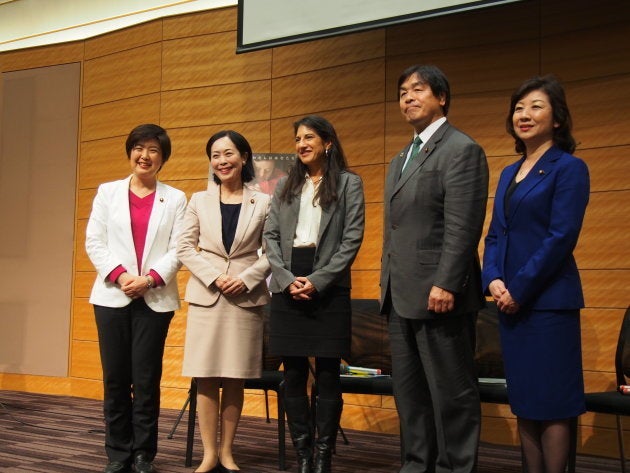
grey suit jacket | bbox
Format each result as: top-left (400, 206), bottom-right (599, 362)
top-left (263, 171), bottom-right (365, 294)
top-left (380, 121), bottom-right (489, 319)
top-left (177, 182), bottom-right (271, 308)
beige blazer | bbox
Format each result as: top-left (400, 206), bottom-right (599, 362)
top-left (177, 181), bottom-right (271, 307)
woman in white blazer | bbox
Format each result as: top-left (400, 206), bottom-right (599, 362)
top-left (177, 130), bottom-right (271, 473)
top-left (85, 124), bottom-right (187, 473)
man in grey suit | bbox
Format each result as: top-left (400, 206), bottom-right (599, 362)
top-left (380, 65), bottom-right (489, 473)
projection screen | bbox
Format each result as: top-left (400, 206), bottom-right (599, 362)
top-left (238, 0), bottom-right (523, 53)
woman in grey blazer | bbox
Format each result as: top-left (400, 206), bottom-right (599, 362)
top-left (263, 115), bottom-right (365, 473)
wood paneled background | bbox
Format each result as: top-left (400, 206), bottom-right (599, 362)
top-left (1, 0), bottom-right (629, 458)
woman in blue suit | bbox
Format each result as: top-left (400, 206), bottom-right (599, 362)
top-left (482, 76), bottom-right (589, 473)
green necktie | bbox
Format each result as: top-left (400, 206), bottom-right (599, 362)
top-left (401, 136), bottom-right (422, 175)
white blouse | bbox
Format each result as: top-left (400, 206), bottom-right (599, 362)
top-left (293, 175), bottom-right (323, 247)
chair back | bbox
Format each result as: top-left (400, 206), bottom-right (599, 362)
top-left (615, 306), bottom-right (630, 387)
top-left (474, 301), bottom-right (505, 379)
top-left (346, 299), bottom-right (392, 375)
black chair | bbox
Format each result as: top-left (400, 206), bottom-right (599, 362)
top-left (474, 301), bottom-right (509, 405)
top-left (584, 306), bottom-right (630, 473)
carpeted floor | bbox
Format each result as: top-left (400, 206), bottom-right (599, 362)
top-left (0, 390), bottom-right (621, 472)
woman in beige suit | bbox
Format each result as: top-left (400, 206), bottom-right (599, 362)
top-left (177, 130), bottom-right (271, 473)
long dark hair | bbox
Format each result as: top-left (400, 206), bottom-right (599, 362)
top-left (279, 115), bottom-right (349, 209)
top-left (206, 130), bottom-right (255, 185)
top-left (506, 75), bottom-right (576, 155)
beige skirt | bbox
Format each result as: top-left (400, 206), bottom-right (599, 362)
top-left (182, 297), bottom-right (263, 379)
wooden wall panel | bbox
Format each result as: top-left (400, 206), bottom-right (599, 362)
top-left (81, 94), bottom-right (161, 143)
top-left (353, 202), bottom-right (383, 271)
top-left (541, 24), bottom-right (630, 81)
top-left (576, 191), bottom-right (630, 269)
top-left (84, 21), bottom-right (162, 60)
top-left (72, 298), bottom-right (97, 342)
top-left (272, 30), bottom-right (385, 77)
top-left (160, 80), bottom-right (271, 128)
top-left (271, 61), bottom-right (385, 119)
top-left (351, 269), bottom-right (381, 300)
top-left (165, 309), bottom-right (187, 347)
top-left (581, 307), bottom-right (625, 372)
top-left (568, 76), bottom-right (630, 149)
top-left (162, 8), bottom-right (236, 40)
top-left (70, 340), bottom-right (101, 380)
top-left (0, 42), bottom-right (84, 73)
top-left (74, 271), bottom-right (95, 299)
top-left (162, 31), bottom-right (271, 91)
top-left (77, 189), bottom-right (97, 220)
top-left (579, 146), bottom-right (630, 192)
top-left (83, 43), bottom-right (162, 106)
top-left (581, 270), bottom-right (630, 309)
top-left (352, 163), bottom-right (385, 204)
top-left (162, 121), bottom-right (272, 182)
top-left (74, 220), bottom-right (90, 272)
top-left (79, 137), bottom-right (133, 189)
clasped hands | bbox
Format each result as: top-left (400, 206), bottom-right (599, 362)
top-left (489, 279), bottom-right (520, 314)
top-left (289, 276), bottom-right (316, 301)
top-left (117, 273), bottom-right (151, 299)
top-left (214, 273), bottom-right (246, 296)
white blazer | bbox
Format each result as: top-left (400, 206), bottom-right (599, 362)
top-left (86, 175), bottom-right (187, 311)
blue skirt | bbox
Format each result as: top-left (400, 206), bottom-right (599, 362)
top-left (499, 308), bottom-right (585, 420)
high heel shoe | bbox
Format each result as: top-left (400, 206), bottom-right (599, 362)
top-left (218, 462), bottom-right (241, 473)
top-left (194, 463), bottom-right (222, 473)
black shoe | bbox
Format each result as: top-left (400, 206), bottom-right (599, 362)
top-left (133, 453), bottom-right (156, 473)
top-left (104, 461), bottom-right (130, 473)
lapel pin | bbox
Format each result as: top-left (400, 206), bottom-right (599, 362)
top-left (250, 198), bottom-right (255, 204)
top-left (159, 197), bottom-right (164, 202)
top-left (538, 170), bottom-right (545, 175)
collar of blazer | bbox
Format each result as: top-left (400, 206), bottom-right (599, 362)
top-left (317, 171), bottom-right (350, 243)
top-left (205, 181), bottom-right (260, 256)
top-left (117, 175), bottom-right (169, 269)
top-left (392, 121), bottom-right (450, 194)
top-left (497, 145), bottom-right (561, 225)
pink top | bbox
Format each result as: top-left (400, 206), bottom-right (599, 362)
top-left (107, 190), bottom-right (164, 286)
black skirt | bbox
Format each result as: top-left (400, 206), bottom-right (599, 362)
top-left (268, 247), bottom-right (351, 358)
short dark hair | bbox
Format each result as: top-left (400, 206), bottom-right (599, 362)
top-left (397, 64), bottom-right (451, 116)
top-left (125, 124), bottom-right (171, 162)
top-left (206, 130), bottom-right (255, 185)
top-left (506, 75), bottom-right (576, 155)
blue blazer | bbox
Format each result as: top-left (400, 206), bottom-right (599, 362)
top-left (482, 146), bottom-right (589, 310)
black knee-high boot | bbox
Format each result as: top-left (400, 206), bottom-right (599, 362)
top-left (313, 397), bottom-right (343, 473)
top-left (284, 395), bottom-right (313, 473)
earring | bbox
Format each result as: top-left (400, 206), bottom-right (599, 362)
top-left (325, 148), bottom-right (330, 157)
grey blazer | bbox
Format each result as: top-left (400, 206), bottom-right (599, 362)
top-left (263, 171), bottom-right (365, 294)
top-left (380, 121), bottom-right (489, 319)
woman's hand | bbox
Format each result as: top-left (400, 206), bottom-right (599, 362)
top-left (118, 273), bottom-right (149, 299)
top-left (289, 276), bottom-right (316, 301)
top-left (488, 279), bottom-right (507, 302)
top-left (215, 274), bottom-right (246, 296)
top-left (497, 289), bottom-right (520, 314)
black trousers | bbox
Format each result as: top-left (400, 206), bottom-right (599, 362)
top-left (94, 299), bottom-right (173, 464)
top-left (388, 308), bottom-right (480, 473)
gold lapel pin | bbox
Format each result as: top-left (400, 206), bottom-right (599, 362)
top-left (538, 170), bottom-right (545, 175)
top-left (159, 197), bottom-right (164, 202)
top-left (250, 198), bottom-right (255, 204)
